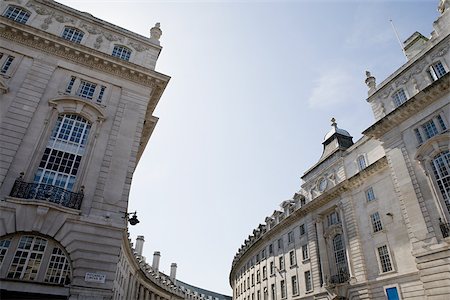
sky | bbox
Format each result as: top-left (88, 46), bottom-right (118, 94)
top-left (59, 0), bottom-right (439, 295)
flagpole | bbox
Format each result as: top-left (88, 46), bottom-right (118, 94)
top-left (390, 19), bottom-right (408, 62)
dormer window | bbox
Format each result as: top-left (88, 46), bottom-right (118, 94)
top-left (3, 6), bottom-right (31, 24)
top-left (427, 61), bottom-right (447, 81)
top-left (392, 88), bottom-right (408, 107)
top-left (112, 45), bottom-right (132, 61)
top-left (62, 27), bottom-right (85, 43)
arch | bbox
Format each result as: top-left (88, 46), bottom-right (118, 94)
top-left (0, 233), bottom-right (72, 285)
top-left (112, 44), bottom-right (132, 61)
top-left (61, 26), bottom-right (85, 44)
top-left (49, 96), bottom-right (106, 123)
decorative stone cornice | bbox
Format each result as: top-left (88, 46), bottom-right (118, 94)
top-left (230, 156), bottom-right (388, 279)
top-left (363, 72), bottom-right (450, 139)
top-left (0, 17), bottom-right (170, 90)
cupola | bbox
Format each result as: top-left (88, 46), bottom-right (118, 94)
top-left (319, 118), bottom-right (354, 161)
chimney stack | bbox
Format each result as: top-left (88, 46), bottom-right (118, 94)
top-left (170, 263), bottom-right (177, 283)
top-left (152, 251), bottom-right (161, 272)
top-left (135, 235), bottom-right (144, 256)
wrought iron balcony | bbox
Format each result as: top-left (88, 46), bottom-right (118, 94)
top-left (9, 174), bottom-right (83, 210)
top-left (439, 218), bottom-right (450, 238)
top-left (329, 271), bottom-right (350, 285)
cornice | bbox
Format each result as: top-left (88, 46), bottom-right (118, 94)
top-left (0, 17), bottom-right (170, 90)
top-left (363, 72), bottom-right (450, 139)
top-left (229, 156), bottom-right (388, 280)
top-left (122, 232), bottom-right (185, 298)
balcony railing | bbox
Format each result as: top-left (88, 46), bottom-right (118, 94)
top-left (9, 175), bottom-right (83, 210)
top-left (329, 270), bottom-right (350, 285)
top-left (439, 218), bottom-right (450, 238)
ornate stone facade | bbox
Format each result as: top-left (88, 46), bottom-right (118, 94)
top-left (229, 3), bottom-right (450, 300)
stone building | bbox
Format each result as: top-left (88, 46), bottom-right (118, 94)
top-left (229, 2), bottom-right (450, 300)
top-left (0, 0), bottom-right (176, 299)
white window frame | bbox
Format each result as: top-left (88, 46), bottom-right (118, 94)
top-left (413, 113), bottom-right (448, 145)
top-left (289, 250), bottom-right (296, 267)
top-left (392, 88), bottom-right (408, 108)
top-left (365, 187), bottom-right (376, 202)
top-left (3, 5), bottom-right (31, 24)
top-left (112, 45), bottom-right (132, 61)
top-left (370, 212), bottom-right (383, 233)
top-left (304, 270), bottom-right (312, 292)
top-left (302, 244), bottom-right (309, 261)
top-left (291, 275), bottom-right (298, 296)
top-left (376, 244), bottom-right (395, 274)
top-left (357, 154), bottom-right (367, 171)
top-left (61, 26), bottom-right (85, 43)
top-left (288, 231), bottom-right (294, 244)
top-left (428, 60), bottom-right (448, 81)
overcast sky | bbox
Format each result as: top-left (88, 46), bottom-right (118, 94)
top-left (59, 0), bottom-right (438, 295)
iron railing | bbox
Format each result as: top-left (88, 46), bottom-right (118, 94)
top-left (9, 174), bottom-right (83, 210)
top-left (329, 270), bottom-right (350, 285)
top-left (439, 218), bottom-right (450, 238)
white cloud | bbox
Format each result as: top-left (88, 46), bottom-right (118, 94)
top-left (307, 69), bottom-right (358, 109)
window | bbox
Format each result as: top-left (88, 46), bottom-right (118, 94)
top-left (3, 6), bottom-right (30, 24)
top-left (304, 270), bottom-right (312, 291)
top-left (415, 114), bottom-right (448, 144)
top-left (291, 275), bottom-right (298, 295)
top-left (62, 27), bottom-right (84, 43)
top-left (431, 151), bottom-right (450, 213)
top-left (257, 290), bottom-right (261, 300)
top-left (262, 266), bottom-right (267, 279)
top-left (256, 253), bottom-right (260, 263)
top-left (357, 155), bottom-right (367, 170)
top-left (288, 231), bottom-right (294, 244)
top-left (366, 187), bottom-right (376, 202)
top-left (1, 55), bottom-right (14, 74)
top-left (392, 88), bottom-right (408, 107)
top-left (299, 224), bottom-right (306, 235)
top-left (327, 211), bottom-right (340, 226)
top-left (112, 45), bottom-right (132, 61)
top-left (261, 249), bottom-right (266, 260)
top-left (279, 256), bottom-right (285, 270)
top-left (97, 86), bottom-right (106, 103)
top-left (45, 247), bottom-right (70, 284)
top-left (256, 270), bottom-right (260, 283)
top-left (271, 283), bottom-right (276, 300)
top-left (251, 273), bottom-right (255, 286)
top-left (289, 250), bottom-right (296, 266)
top-left (302, 244), bottom-right (309, 260)
top-left (270, 261), bottom-right (274, 275)
top-left (0, 239), bottom-right (11, 268)
top-left (277, 238), bottom-right (283, 250)
top-left (268, 244), bottom-right (273, 255)
top-left (414, 128), bottom-right (424, 144)
top-left (8, 236), bottom-right (47, 280)
top-left (77, 80), bottom-right (97, 100)
top-left (66, 76), bottom-right (76, 93)
top-left (333, 234), bottom-right (348, 277)
top-left (34, 114), bottom-right (91, 191)
top-left (280, 280), bottom-right (286, 299)
top-left (371, 212), bottom-right (383, 232)
top-left (422, 119), bottom-right (439, 139)
top-left (428, 61), bottom-right (447, 81)
top-left (377, 245), bottom-right (393, 273)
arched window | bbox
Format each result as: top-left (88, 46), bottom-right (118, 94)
top-left (1, 234), bottom-right (71, 285)
top-left (3, 6), bottom-right (31, 24)
top-left (112, 45), bottom-right (132, 61)
top-left (33, 114), bottom-right (91, 191)
top-left (431, 150), bottom-right (450, 213)
top-left (61, 26), bottom-right (85, 43)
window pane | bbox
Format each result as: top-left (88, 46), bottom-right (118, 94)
top-left (3, 6), bottom-right (30, 23)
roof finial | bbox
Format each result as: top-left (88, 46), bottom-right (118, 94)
top-left (331, 117), bottom-right (337, 128)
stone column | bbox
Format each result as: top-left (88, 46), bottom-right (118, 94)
top-left (144, 289), bottom-right (150, 300)
top-left (138, 285), bottom-right (145, 300)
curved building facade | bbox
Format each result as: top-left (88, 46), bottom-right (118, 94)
top-left (230, 3), bottom-right (450, 300)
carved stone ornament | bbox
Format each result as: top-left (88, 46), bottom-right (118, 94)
top-left (80, 23), bottom-right (102, 34)
top-left (104, 32), bottom-right (123, 42)
top-left (26, 2), bottom-right (75, 25)
top-left (94, 35), bottom-right (103, 49)
top-left (129, 41), bottom-right (148, 52)
top-left (431, 42), bottom-right (450, 59)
